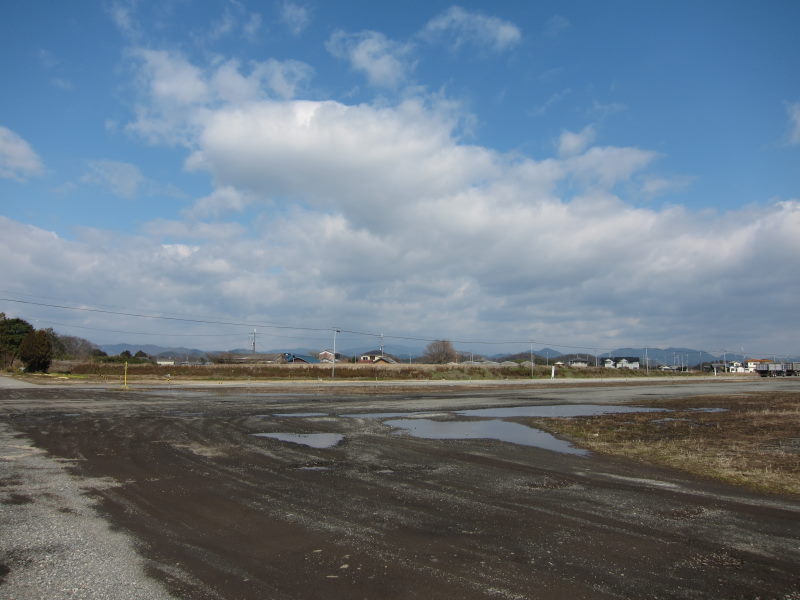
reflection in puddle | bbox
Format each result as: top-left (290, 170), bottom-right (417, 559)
top-left (342, 412), bottom-right (420, 419)
top-left (252, 433), bottom-right (344, 448)
top-left (273, 412), bottom-right (328, 417)
top-left (297, 466), bottom-right (331, 471)
top-left (457, 404), bottom-right (665, 418)
top-left (384, 419), bottom-right (588, 456)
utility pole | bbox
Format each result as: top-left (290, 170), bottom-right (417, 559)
top-left (530, 343), bottom-right (534, 379)
top-left (379, 332), bottom-right (384, 357)
top-left (250, 329), bottom-right (257, 354)
top-left (332, 328), bottom-right (340, 378)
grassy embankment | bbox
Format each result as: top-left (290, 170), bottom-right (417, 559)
top-left (533, 391), bottom-right (800, 496)
top-left (34, 361), bottom-right (705, 382)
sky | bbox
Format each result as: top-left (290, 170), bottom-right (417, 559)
top-left (1, 1), bottom-right (799, 357)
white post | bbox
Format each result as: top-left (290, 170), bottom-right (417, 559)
top-left (530, 343), bottom-right (534, 379)
top-left (332, 328), bottom-right (340, 378)
top-left (551, 365), bottom-right (555, 379)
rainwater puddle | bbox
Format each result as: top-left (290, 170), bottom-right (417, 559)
top-left (341, 412), bottom-right (420, 419)
top-left (297, 466), bottom-right (331, 471)
top-left (251, 433), bottom-right (344, 448)
top-left (457, 404), bottom-right (666, 418)
top-left (273, 412), bottom-right (328, 418)
top-left (384, 419), bottom-right (588, 456)
top-left (687, 407), bottom-right (728, 413)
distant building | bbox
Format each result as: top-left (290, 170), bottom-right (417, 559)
top-left (603, 357), bottom-right (640, 369)
top-left (359, 350), bottom-right (397, 364)
top-left (282, 353), bottom-right (320, 364)
top-left (318, 350), bottom-right (344, 363)
top-left (745, 359), bottom-right (770, 373)
top-left (568, 358), bottom-right (589, 368)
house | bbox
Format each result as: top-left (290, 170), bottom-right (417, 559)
top-left (282, 353), bottom-right (321, 364)
top-left (614, 357), bottom-right (640, 369)
top-left (359, 350), bottom-right (398, 364)
top-left (745, 359), bottom-right (770, 373)
top-left (603, 357), bottom-right (641, 369)
top-left (318, 350), bottom-right (344, 363)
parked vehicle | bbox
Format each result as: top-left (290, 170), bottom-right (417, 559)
top-left (754, 362), bottom-right (800, 376)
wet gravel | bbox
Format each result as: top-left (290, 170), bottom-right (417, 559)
top-left (0, 423), bottom-right (176, 599)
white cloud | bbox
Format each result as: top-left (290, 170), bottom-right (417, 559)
top-left (530, 88), bottom-right (571, 117)
top-left (280, 1), bottom-right (310, 35)
top-left (544, 15), bottom-right (570, 38)
top-left (183, 186), bottom-right (252, 219)
top-left (641, 175), bottom-right (694, 198)
top-left (422, 6), bottom-right (521, 53)
top-left (127, 50), bottom-right (313, 143)
top-left (107, 0), bottom-right (139, 39)
top-left (557, 125), bottom-right (596, 157)
top-left (80, 160), bottom-right (144, 198)
top-left (78, 159), bottom-right (184, 200)
top-left (787, 101), bottom-right (800, 145)
top-left (566, 146), bottom-right (658, 188)
top-left (38, 49), bottom-right (784, 353)
top-left (0, 126), bottom-right (44, 181)
top-left (244, 12), bottom-right (262, 39)
top-left (132, 49), bottom-right (209, 107)
top-left (211, 58), bottom-right (312, 102)
top-left (326, 30), bottom-right (413, 88)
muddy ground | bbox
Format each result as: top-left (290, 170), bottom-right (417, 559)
top-left (2, 379), bottom-right (799, 599)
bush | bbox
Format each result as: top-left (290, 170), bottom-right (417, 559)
top-left (19, 330), bottom-right (53, 373)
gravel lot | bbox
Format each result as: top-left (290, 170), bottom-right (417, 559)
top-left (1, 376), bottom-right (799, 599)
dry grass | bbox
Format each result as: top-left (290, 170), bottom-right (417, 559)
top-left (533, 392), bottom-right (800, 497)
top-left (49, 361), bottom-right (704, 381)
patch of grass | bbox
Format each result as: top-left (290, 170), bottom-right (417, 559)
top-left (533, 392), bottom-right (800, 497)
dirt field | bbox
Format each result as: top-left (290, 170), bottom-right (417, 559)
top-left (2, 378), bottom-right (799, 599)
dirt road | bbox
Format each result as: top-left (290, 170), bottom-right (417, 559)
top-left (1, 379), bottom-right (799, 599)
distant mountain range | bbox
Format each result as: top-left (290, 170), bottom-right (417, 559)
top-left (99, 342), bottom-right (793, 364)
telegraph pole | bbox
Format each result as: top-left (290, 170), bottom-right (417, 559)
top-left (250, 329), bottom-right (257, 354)
top-left (332, 328), bottom-right (340, 378)
top-left (530, 343), bottom-right (534, 379)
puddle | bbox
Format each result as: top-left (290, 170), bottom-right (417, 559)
top-left (251, 433), bottom-right (344, 448)
top-left (687, 407), bottom-right (728, 413)
top-left (273, 412), bottom-right (328, 418)
top-left (652, 417), bottom-right (690, 423)
top-left (341, 412), bottom-right (420, 419)
top-left (297, 466), bottom-right (331, 471)
top-left (456, 404), bottom-right (666, 418)
top-left (384, 419), bottom-right (588, 456)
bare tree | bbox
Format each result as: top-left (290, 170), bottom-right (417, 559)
top-left (423, 339), bottom-right (458, 364)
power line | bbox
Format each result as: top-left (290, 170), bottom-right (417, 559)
top-left (1, 298), bottom-right (330, 333)
top-left (6, 295), bottom-right (788, 356)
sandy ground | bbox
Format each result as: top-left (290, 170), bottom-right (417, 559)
top-left (1, 376), bottom-right (799, 599)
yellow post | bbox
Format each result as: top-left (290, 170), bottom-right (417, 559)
top-left (124, 361), bottom-right (128, 389)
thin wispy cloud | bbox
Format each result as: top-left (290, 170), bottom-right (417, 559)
top-left (280, 1), bottom-right (310, 36)
top-left (0, 126), bottom-right (44, 181)
top-left (787, 101), bottom-right (800, 145)
top-left (421, 6), bottom-right (521, 53)
top-left (326, 30), bottom-right (413, 88)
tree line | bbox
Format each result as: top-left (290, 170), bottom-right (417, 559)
top-left (0, 313), bottom-right (98, 372)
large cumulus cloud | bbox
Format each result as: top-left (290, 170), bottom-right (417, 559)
top-left (3, 48), bottom-right (799, 355)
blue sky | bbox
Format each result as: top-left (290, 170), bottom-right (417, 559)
top-left (1, 1), bottom-right (799, 356)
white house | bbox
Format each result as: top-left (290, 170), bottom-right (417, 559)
top-left (603, 357), bottom-right (641, 369)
